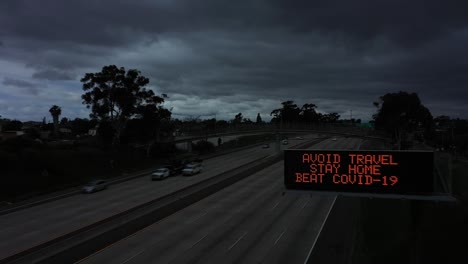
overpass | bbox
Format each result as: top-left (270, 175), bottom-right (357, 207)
top-left (169, 125), bottom-right (385, 152)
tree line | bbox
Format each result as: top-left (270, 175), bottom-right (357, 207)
top-left (1, 65), bottom-right (467, 154)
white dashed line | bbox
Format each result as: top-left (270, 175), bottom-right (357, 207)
top-left (228, 232), bottom-right (248, 251)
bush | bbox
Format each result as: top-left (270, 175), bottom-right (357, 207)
top-left (150, 142), bottom-right (177, 158)
top-left (192, 140), bottom-right (215, 154)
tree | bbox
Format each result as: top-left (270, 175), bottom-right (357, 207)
top-left (3, 120), bottom-right (23, 131)
top-left (216, 120), bottom-right (229, 130)
top-left (300, 103), bottom-right (319, 123)
top-left (70, 118), bottom-right (97, 135)
top-left (49, 105), bottom-right (61, 135)
top-left (81, 65), bottom-right (165, 145)
top-left (136, 104), bottom-right (172, 157)
top-left (270, 100), bottom-right (301, 127)
top-left (60, 117), bottom-right (69, 126)
top-left (256, 113), bottom-right (263, 124)
top-left (243, 118), bottom-right (253, 124)
top-left (322, 113), bottom-right (340, 123)
top-left (373, 91), bottom-right (433, 149)
top-left (201, 118), bottom-right (217, 131)
top-left (232, 113), bottom-right (243, 126)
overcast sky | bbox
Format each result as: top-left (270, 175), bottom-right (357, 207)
top-left (1, 0), bottom-right (468, 122)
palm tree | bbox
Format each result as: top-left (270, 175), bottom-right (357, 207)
top-left (49, 105), bottom-right (62, 135)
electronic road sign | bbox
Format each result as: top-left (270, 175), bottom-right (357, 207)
top-left (284, 149), bottom-right (434, 196)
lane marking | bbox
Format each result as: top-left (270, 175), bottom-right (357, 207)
top-left (304, 139), bottom-right (361, 263)
top-left (189, 234), bottom-right (208, 249)
top-left (74, 208), bottom-right (188, 263)
top-left (270, 201), bottom-right (280, 211)
top-left (190, 212), bottom-right (207, 223)
top-left (119, 249), bottom-right (145, 264)
top-left (303, 196), bottom-right (337, 264)
top-left (274, 230), bottom-right (285, 245)
top-left (228, 232), bottom-right (248, 251)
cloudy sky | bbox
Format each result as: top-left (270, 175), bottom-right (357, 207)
top-left (1, 0), bottom-right (468, 122)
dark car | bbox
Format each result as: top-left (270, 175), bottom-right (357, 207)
top-left (162, 164), bottom-right (184, 176)
top-left (82, 180), bottom-right (108, 193)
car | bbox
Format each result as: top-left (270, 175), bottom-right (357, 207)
top-left (295, 136), bottom-right (304, 140)
top-left (331, 137), bottom-right (338, 141)
top-left (282, 139), bottom-right (289, 145)
top-left (182, 163), bottom-right (203, 176)
top-left (151, 168), bottom-right (171, 180)
top-left (262, 143), bottom-right (270, 148)
top-left (160, 164), bottom-right (183, 176)
top-left (82, 180), bottom-right (108, 193)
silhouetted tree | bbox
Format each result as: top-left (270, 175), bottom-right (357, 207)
top-left (81, 65), bottom-right (166, 145)
top-left (243, 118), bottom-right (253, 124)
top-left (70, 118), bottom-right (97, 135)
top-left (256, 113), bottom-right (263, 124)
top-left (49, 105), bottom-right (61, 135)
top-left (271, 100), bottom-right (301, 127)
top-left (216, 120), bottom-right (229, 130)
top-left (97, 120), bottom-right (115, 146)
top-left (136, 104), bottom-right (172, 157)
top-left (202, 118), bottom-right (217, 131)
top-left (321, 113), bottom-right (340, 123)
top-left (60, 117), bottom-right (69, 126)
top-left (2, 120), bottom-right (23, 131)
top-left (300, 103), bottom-right (319, 123)
top-left (232, 113), bottom-right (243, 126)
top-left (373, 91), bottom-right (433, 149)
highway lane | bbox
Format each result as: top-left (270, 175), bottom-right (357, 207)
top-left (0, 134), bottom-right (319, 261)
top-left (78, 136), bottom-right (362, 264)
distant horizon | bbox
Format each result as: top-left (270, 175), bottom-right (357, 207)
top-left (0, 112), bottom-right (376, 124)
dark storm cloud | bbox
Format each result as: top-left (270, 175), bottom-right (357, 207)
top-left (2, 77), bottom-right (39, 95)
top-left (1, 0), bottom-right (467, 121)
top-left (3, 77), bottom-right (34, 88)
top-left (269, 0), bottom-right (468, 46)
top-left (32, 69), bottom-right (75, 81)
top-left (4, 0), bottom-right (466, 48)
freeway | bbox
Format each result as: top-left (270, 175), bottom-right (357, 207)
top-left (0, 134), bottom-right (319, 261)
top-left (77, 137), bottom-right (362, 264)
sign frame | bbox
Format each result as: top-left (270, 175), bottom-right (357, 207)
top-left (284, 149), bottom-right (456, 201)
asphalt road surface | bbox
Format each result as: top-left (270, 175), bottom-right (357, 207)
top-left (77, 137), bottom-right (362, 264)
top-left (0, 135), bottom-right (319, 261)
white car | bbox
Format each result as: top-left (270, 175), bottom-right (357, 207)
top-left (332, 137), bottom-right (338, 141)
top-left (282, 139), bottom-right (289, 145)
top-left (295, 136), bottom-right (304, 140)
top-left (182, 163), bottom-right (203, 176)
top-left (82, 180), bottom-right (108, 193)
top-left (151, 168), bottom-right (170, 180)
